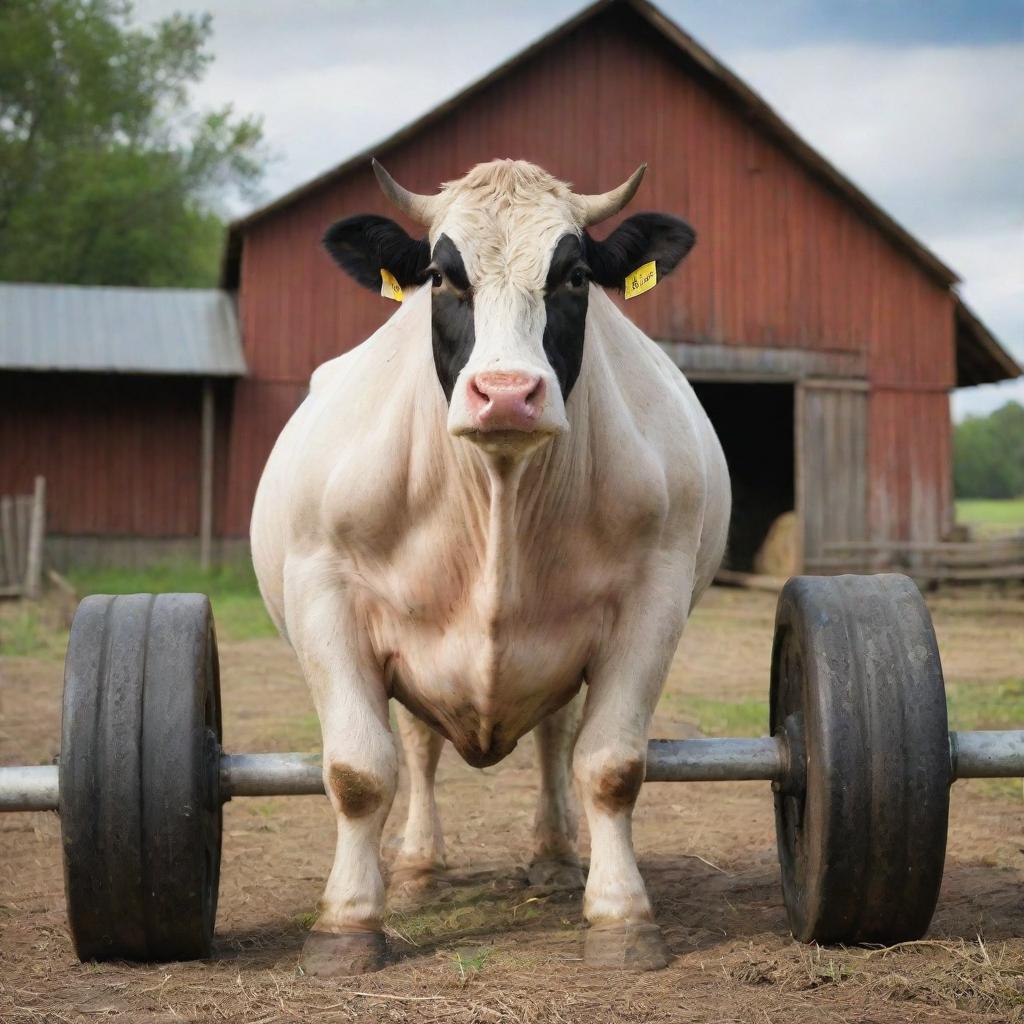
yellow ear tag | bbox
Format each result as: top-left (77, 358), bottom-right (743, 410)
top-left (380, 268), bottom-right (403, 302)
top-left (624, 260), bottom-right (657, 299)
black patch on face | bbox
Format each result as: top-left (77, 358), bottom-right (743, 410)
top-left (430, 234), bottom-right (475, 400)
top-left (543, 233), bottom-right (589, 399)
top-left (322, 214), bottom-right (430, 290)
top-left (584, 213), bottom-right (696, 289)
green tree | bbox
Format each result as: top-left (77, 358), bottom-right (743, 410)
top-left (954, 401), bottom-right (1024, 498)
top-left (0, 0), bottom-right (265, 287)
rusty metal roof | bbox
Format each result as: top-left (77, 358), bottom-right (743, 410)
top-left (0, 282), bottom-right (246, 376)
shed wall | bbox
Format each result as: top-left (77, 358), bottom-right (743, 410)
top-left (0, 373), bottom-right (205, 537)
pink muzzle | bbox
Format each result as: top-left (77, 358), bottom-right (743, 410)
top-left (466, 371), bottom-right (545, 432)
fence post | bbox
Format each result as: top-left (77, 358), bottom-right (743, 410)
top-left (199, 379), bottom-right (215, 571)
top-left (24, 476), bottom-right (45, 599)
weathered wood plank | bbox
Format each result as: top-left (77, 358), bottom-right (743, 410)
top-left (0, 496), bottom-right (18, 591)
top-left (24, 476), bottom-right (46, 599)
top-left (14, 495), bottom-right (30, 582)
top-left (660, 341), bottom-right (866, 382)
top-left (715, 569), bottom-right (787, 592)
top-left (797, 382), bottom-right (868, 569)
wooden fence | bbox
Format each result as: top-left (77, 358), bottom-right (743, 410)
top-left (814, 536), bottom-right (1024, 584)
top-left (0, 477), bottom-right (46, 598)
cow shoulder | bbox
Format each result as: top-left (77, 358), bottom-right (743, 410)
top-left (584, 290), bottom-right (720, 535)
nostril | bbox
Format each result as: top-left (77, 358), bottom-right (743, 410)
top-left (525, 379), bottom-right (543, 408)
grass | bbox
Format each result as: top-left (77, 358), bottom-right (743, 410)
top-left (664, 677), bottom-right (1024, 799)
top-left (665, 693), bottom-right (768, 737)
top-left (0, 560), bottom-right (276, 659)
top-left (68, 562), bottom-right (276, 642)
top-left (0, 605), bottom-right (70, 659)
top-left (667, 677), bottom-right (1024, 739)
top-left (947, 677), bottom-right (1024, 732)
top-left (956, 497), bottom-right (1024, 538)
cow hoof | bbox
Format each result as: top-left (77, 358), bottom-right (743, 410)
top-left (583, 922), bottom-right (672, 970)
top-left (527, 858), bottom-right (585, 891)
top-left (299, 929), bottom-right (387, 976)
top-left (387, 864), bottom-right (452, 909)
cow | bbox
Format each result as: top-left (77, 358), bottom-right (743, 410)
top-left (250, 158), bottom-right (731, 974)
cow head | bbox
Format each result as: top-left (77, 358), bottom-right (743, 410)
top-left (324, 159), bottom-right (695, 453)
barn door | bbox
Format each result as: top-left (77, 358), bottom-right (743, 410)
top-left (796, 380), bottom-right (868, 572)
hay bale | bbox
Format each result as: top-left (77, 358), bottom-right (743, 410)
top-left (754, 510), bottom-right (798, 578)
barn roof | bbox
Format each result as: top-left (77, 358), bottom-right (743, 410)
top-left (956, 297), bottom-right (1021, 387)
top-left (0, 282), bottom-right (246, 377)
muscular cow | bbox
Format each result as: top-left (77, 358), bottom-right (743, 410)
top-left (251, 158), bottom-right (730, 974)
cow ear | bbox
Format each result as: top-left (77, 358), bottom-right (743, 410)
top-left (584, 213), bottom-right (696, 290)
top-left (322, 214), bottom-right (430, 292)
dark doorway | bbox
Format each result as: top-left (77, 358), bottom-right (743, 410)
top-left (690, 381), bottom-right (795, 572)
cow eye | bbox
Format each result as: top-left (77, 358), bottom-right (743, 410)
top-left (430, 271), bottom-right (444, 288)
top-left (569, 268), bottom-right (586, 289)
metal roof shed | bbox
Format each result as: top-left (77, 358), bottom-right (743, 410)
top-left (0, 282), bottom-right (245, 376)
top-left (0, 283), bottom-right (246, 567)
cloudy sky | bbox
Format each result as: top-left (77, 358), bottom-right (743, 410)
top-left (135, 0), bottom-right (1024, 417)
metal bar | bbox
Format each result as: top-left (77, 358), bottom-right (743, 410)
top-left (951, 731), bottom-right (1024, 780)
top-left (221, 752), bottom-right (325, 797)
top-left (0, 765), bottom-right (59, 811)
top-left (222, 739), bottom-right (790, 796)
top-left (645, 737), bottom-right (785, 782)
top-left (4, 730), bottom-right (1023, 814)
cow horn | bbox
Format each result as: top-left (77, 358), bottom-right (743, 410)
top-left (372, 158), bottom-right (440, 226)
top-left (575, 164), bottom-right (647, 226)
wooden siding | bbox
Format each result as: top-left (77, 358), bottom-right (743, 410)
top-left (0, 373), bottom-right (204, 537)
top-left (225, 5), bottom-right (957, 538)
top-left (797, 381), bottom-right (869, 567)
top-left (220, 379), bottom-right (307, 537)
top-left (868, 388), bottom-right (953, 543)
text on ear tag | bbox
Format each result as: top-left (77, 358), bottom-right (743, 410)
top-left (380, 268), bottom-right (403, 302)
top-left (624, 260), bottom-right (657, 299)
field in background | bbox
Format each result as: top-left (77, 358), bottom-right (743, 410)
top-left (0, 561), bottom-right (275, 658)
top-left (3, 568), bottom-right (1023, 745)
top-left (957, 497), bottom-right (1024, 538)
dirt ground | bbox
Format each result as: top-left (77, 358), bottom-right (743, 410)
top-left (2, 586), bottom-right (1023, 1023)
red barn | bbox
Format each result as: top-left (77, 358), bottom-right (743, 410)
top-left (2, 0), bottom-right (1017, 571)
top-left (218, 0), bottom-right (1017, 571)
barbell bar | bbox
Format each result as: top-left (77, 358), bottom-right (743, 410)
top-left (4, 730), bottom-right (1023, 814)
top-left (0, 576), bottom-right (1021, 964)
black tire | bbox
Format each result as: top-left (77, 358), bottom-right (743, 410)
top-left (60, 593), bottom-right (222, 962)
top-left (770, 574), bottom-right (950, 945)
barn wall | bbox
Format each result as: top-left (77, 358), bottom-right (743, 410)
top-left (221, 379), bottom-right (307, 536)
top-left (0, 372), bottom-right (205, 538)
top-left (868, 389), bottom-right (954, 543)
top-left (798, 382), bottom-right (869, 566)
top-left (226, 5), bottom-right (957, 538)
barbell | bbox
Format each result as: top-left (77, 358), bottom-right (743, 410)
top-left (1, 576), bottom-right (1022, 963)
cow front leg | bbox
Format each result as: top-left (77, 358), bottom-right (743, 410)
top-left (286, 585), bottom-right (397, 976)
top-left (574, 577), bottom-right (691, 970)
top-left (391, 704), bottom-right (446, 892)
top-left (529, 694), bottom-right (584, 890)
